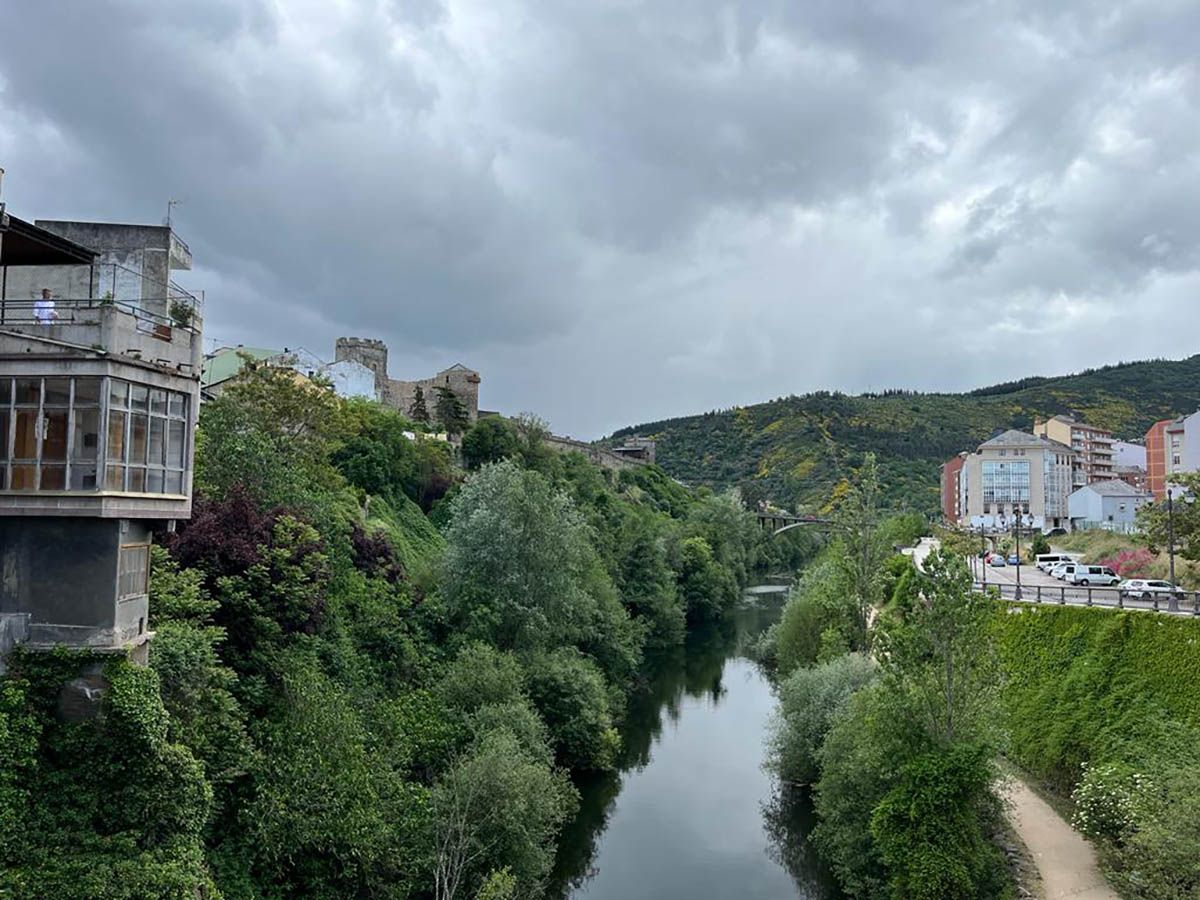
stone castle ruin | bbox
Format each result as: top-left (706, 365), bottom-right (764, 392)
top-left (334, 337), bottom-right (480, 425)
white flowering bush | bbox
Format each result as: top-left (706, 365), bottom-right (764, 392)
top-left (1071, 762), bottom-right (1139, 841)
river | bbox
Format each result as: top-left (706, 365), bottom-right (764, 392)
top-left (550, 586), bottom-right (843, 900)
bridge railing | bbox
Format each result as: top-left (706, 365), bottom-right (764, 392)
top-left (975, 580), bottom-right (1200, 617)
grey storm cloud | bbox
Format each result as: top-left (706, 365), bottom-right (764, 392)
top-left (0, 0), bottom-right (1197, 436)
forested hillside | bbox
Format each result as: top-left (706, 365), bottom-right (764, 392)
top-left (610, 355), bottom-right (1200, 514)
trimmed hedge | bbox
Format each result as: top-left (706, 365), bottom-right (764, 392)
top-left (993, 604), bottom-right (1200, 789)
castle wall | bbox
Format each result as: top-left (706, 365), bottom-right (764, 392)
top-left (334, 337), bottom-right (480, 425)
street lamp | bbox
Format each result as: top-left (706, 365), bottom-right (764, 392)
top-left (1168, 488), bottom-right (1177, 589)
top-left (979, 522), bottom-right (988, 588)
top-left (1012, 511), bottom-right (1028, 601)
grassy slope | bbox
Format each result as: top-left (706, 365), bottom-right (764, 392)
top-left (609, 355), bottom-right (1200, 514)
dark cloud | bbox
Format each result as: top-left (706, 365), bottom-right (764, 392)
top-left (1, 0), bottom-right (1197, 436)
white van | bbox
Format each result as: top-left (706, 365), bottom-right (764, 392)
top-left (1036, 554), bottom-right (1075, 572)
top-left (1066, 565), bottom-right (1120, 587)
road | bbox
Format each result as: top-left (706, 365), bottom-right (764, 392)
top-left (970, 556), bottom-right (1199, 616)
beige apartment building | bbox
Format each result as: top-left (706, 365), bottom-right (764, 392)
top-left (960, 430), bottom-right (1075, 533)
top-left (1034, 415), bottom-right (1116, 489)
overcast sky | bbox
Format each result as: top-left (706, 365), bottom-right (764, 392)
top-left (2, 2), bottom-right (1197, 437)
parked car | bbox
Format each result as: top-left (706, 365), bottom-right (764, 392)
top-left (1066, 565), bottom-right (1120, 587)
top-left (1118, 579), bottom-right (1184, 600)
top-left (989, 555), bottom-right (1007, 567)
top-left (1006, 554), bottom-right (1020, 565)
top-left (1036, 553), bottom-right (1075, 572)
top-left (1051, 562), bottom-right (1083, 580)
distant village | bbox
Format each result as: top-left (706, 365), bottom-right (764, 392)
top-left (941, 413), bottom-right (1189, 535)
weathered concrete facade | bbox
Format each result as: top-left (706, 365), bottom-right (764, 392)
top-left (0, 221), bottom-right (194, 320)
top-left (0, 211), bottom-right (201, 671)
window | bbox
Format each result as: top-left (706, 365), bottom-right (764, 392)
top-left (106, 378), bottom-right (188, 494)
top-left (0, 376), bottom-right (188, 495)
top-left (118, 544), bottom-right (150, 600)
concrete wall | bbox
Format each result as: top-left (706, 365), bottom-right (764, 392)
top-left (1112, 441), bottom-right (1147, 469)
top-left (0, 517), bottom-right (151, 653)
top-left (33, 221), bottom-right (192, 319)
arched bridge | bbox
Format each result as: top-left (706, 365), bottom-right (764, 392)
top-left (757, 512), bottom-right (833, 535)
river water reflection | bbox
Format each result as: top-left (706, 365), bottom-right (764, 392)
top-left (550, 587), bottom-right (843, 900)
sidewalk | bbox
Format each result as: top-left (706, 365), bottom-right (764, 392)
top-left (1003, 777), bottom-right (1118, 900)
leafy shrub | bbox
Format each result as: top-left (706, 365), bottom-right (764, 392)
top-left (524, 650), bottom-right (620, 771)
top-left (774, 560), bottom-right (858, 675)
top-left (675, 536), bottom-right (739, 623)
top-left (870, 744), bottom-right (1007, 900)
top-left (769, 652), bottom-right (876, 785)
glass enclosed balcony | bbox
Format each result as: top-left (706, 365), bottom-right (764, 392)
top-left (0, 374), bottom-right (188, 495)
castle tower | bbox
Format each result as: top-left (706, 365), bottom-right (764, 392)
top-left (335, 337), bottom-right (389, 396)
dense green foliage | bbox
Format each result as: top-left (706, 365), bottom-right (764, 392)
top-left (610, 354), bottom-right (1200, 513)
top-left (1, 365), bottom-right (792, 899)
top-left (768, 516), bottom-right (1010, 899)
top-left (994, 605), bottom-right (1200, 897)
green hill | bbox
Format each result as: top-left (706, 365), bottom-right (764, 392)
top-left (608, 355), bottom-right (1200, 515)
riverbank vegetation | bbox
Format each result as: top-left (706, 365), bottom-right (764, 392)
top-left (767, 457), bottom-right (1200, 899)
top-left (0, 367), bottom-right (810, 900)
top-left (767, 457), bottom-right (1013, 899)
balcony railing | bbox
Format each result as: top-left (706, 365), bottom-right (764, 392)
top-left (0, 297), bottom-right (200, 337)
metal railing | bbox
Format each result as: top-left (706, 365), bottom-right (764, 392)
top-left (977, 580), bottom-right (1200, 616)
top-left (0, 297), bottom-right (199, 336)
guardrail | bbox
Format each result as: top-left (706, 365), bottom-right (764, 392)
top-left (976, 580), bottom-right (1200, 617)
top-left (0, 297), bottom-right (199, 335)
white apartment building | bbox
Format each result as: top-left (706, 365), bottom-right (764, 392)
top-left (960, 430), bottom-right (1076, 533)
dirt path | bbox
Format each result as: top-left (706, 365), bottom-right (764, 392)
top-left (1004, 777), bottom-right (1118, 900)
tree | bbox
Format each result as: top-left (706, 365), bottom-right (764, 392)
top-left (410, 385), bottom-right (430, 424)
top-left (1138, 471), bottom-right (1200, 562)
top-left (675, 536), bottom-right (739, 624)
top-left (833, 453), bottom-right (890, 649)
top-left (769, 652), bottom-right (876, 785)
top-left (462, 418), bottom-right (521, 469)
top-left (195, 364), bottom-right (347, 512)
top-left (433, 729), bottom-right (576, 900)
top-left (435, 386), bottom-right (470, 437)
top-left (441, 461), bottom-right (627, 652)
top-left (875, 549), bottom-right (1000, 745)
top-left (524, 649), bottom-right (620, 771)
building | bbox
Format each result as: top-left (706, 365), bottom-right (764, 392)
top-left (1115, 465), bottom-right (1149, 493)
top-left (1033, 415), bottom-right (1116, 488)
top-left (939, 452), bottom-right (967, 523)
top-left (960, 430), bottom-right (1075, 533)
top-left (334, 337), bottom-right (480, 426)
top-left (1143, 412), bottom-right (1200, 500)
top-left (610, 436), bottom-right (657, 465)
top-left (1145, 418), bottom-right (1172, 500)
top-left (1112, 440), bottom-right (1147, 469)
top-left (202, 337), bottom-right (481, 432)
top-left (202, 345), bottom-right (377, 401)
top-left (0, 212), bottom-right (202, 670)
top-left (1068, 480), bottom-right (1153, 533)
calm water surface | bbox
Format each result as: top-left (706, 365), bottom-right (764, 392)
top-left (550, 587), bottom-right (842, 900)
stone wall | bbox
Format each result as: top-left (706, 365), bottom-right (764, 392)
top-left (334, 336), bottom-right (480, 424)
top-left (544, 435), bottom-right (648, 472)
